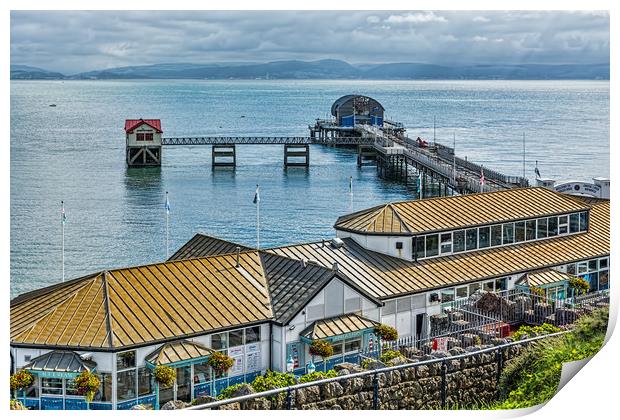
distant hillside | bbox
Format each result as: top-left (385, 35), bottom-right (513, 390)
top-left (11, 60), bottom-right (610, 80)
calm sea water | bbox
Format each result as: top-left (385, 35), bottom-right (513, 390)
top-left (10, 80), bottom-right (609, 297)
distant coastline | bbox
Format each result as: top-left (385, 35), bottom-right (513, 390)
top-left (10, 60), bottom-right (610, 81)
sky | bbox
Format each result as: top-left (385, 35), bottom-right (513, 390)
top-left (10, 10), bottom-right (610, 74)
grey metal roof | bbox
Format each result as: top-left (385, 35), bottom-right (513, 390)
top-left (24, 350), bottom-right (96, 373)
top-left (330, 95), bottom-right (385, 116)
top-left (168, 233), bottom-right (252, 261)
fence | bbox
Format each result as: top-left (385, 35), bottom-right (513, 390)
top-left (187, 330), bottom-right (569, 410)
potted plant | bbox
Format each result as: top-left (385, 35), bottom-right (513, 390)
top-left (207, 352), bottom-right (234, 376)
top-left (309, 339), bottom-right (334, 371)
top-left (74, 370), bottom-right (101, 407)
top-left (10, 370), bottom-right (34, 400)
top-left (374, 324), bottom-right (398, 355)
top-left (569, 276), bottom-right (590, 297)
top-left (153, 365), bottom-right (176, 410)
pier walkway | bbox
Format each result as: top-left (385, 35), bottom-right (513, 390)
top-left (161, 136), bottom-right (373, 146)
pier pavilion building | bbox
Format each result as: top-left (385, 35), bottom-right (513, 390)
top-left (331, 95), bottom-right (384, 127)
top-left (10, 187), bottom-right (609, 410)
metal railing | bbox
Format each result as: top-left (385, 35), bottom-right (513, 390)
top-left (187, 330), bottom-right (569, 410)
top-left (162, 136), bottom-right (374, 146)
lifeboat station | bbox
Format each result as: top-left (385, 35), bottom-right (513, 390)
top-left (10, 187), bottom-right (609, 410)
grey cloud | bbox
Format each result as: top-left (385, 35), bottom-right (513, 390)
top-left (10, 10), bottom-right (610, 74)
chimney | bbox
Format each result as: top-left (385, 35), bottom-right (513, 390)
top-left (235, 247), bottom-right (241, 267)
top-left (300, 258), bottom-right (307, 268)
top-left (332, 261), bottom-right (339, 271)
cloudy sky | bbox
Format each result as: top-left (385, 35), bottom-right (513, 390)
top-left (11, 10), bottom-right (610, 74)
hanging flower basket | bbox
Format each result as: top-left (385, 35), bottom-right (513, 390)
top-left (10, 370), bottom-right (34, 391)
top-left (374, 324), bottom-right (398, 342)
top-left (309, 339), bottom-right (334, 359)
top-left (569, 276), bottom-right (590, 296)
top-left (207, 352), bottom-right (234, 374)
top-left (153, 365), bottom-right (176, 388)
top-left (74, 371), bottom-right (101, 403)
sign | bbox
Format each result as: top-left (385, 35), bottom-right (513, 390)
top-left (555, 182), bottom-right (601, 197)
top-left (229, 346), bottom-right (244, 376)
top-left (432, 337), bottom-right (449, 352)
top-left (245, 343), bottom-right (261, 372)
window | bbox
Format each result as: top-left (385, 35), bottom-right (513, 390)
top-left (579, 212), bottom-right (589, 232)
top-left (194, 362), bottom-right (211, 384)
top-left (211, 332), bottom-right (228, 350)
top-left (24, 377), bottom-right (38, 398)
top-left (453, 230), bottom-right (465, 253)
top-left (331, 341), bottom-right (344, 356)
top-left (502, 223), bottom-right (514, 244)
top-left (456, 286), bottom-right (468, 299)
top-left (136, 132), bottom-right (153, 141)
top-left (66, 379), bottom-right (79, 396)
top-left (567, 263), bottom-right (576, 275)
top-left (469, 283), bottom-right (481, 295)
top-left (229, 330), bottom-right (244, 347)
top-left (491, 225), bottom-right (502, 246)
top-left (478, 226), bottom-right (490, 248)
top-left (426, 235), bottom-right (439, 257)
top-left (245, 326), bottom-right (261, 344)
top-left (42, 378), bottom-right (63, 395)
top-left (136, 133), bottom-right (145, 141)
top-left (558, 215), bottom-right (568, 234)
top-left (117, 351), bottom-right (136, 370)
top-left (600, 258), bottom-right (609, 269)
top-left (569, 213), bottom-right (580, 233)
top-left (94, 373), bottom-right (112, 402)
top-left (117, 369), bottom-right (137, 401)
top-left (514, 222), bottom-right (525, 243)
top-left (526, 220), bottom-right (536, 241)
top-left (440, 233), bottom-right (452, 254)
top-left (547, 217), bottom-right (558, 237)
top-left (466, 229), bottom-right (477, 251)
top-left (483, 281), bottom-right (495, 292)
top-left (414, 236), bottom-right (425, 260)
top-left (537, 218), bottom-right (548, 239)
top-left (588, 272), bottom-right (599, 292)
top-left (588, 260), bottom-right (598, 272)
top-left (428, 293), bottom-right (440, 304)
top-left (344, 338), bottom-right (361, 353)
top-left (599, 271), bottom-right (609, 290)
top-left (138, 367), bottom-right (153, 397)
top-left (577, 262), bottom-right (588, 274)
top-left (495, 278), bottom-right (507, 291)
top-left (441, 288), bottom-right (455, 304)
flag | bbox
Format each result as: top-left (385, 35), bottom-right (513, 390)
top-left (253, 185), bottom-right (260, 204)
top-left (165, 193), bottom-right (171, 215)
top-left (61, 202), bottom-right (67, 225)
top-left (479, 167), bottom-right (485, 186)
top-left (534, 161), bottom-right (541, 179)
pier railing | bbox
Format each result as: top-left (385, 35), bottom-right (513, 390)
top-left (162, 136), bottom-right (374, 146)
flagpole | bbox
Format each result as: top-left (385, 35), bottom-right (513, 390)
top-left (165, 191), bottom-right (169, 259)
top-left (256, 185), bottom-right (260, 250)
top-left (522, 132), bottom-right (526, 182)
top-left (452, 132), bottom-right (456, 184)
top-left (61, 200), bottom-right (65, 282)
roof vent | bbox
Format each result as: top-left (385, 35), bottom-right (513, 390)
top-left (332, 261), bottom-right (339, 271)
top-left (331, 237), bottom-right (345, 249)
top-left (300, 258), bottom-right (307, 268)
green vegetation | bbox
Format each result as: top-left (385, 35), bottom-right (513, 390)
top-left (208, 352), bottom-right (234, 374)
top-left (298, 370), bottom-right (338, 383)
top-left (511, 323), bottom-right (562, 341)
top-left (494, 307), bottom-right (608, 409)
top-left (374, 324), bottom-right (398, 341)
top-left (216, 383), bottom-right (250, 400)
top-left (380, 350), bottom-right (403, 366)
top-left (569, 276), bottom-right (590, 296)
top-left (153, 365), bottom-right (176, 388)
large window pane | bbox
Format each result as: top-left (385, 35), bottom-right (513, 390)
top-left (229, 330), bottom-right (244, 347)
top-left (456, 286), bottom-right (468, 299)
top-left (211, 332), bottom-right (228, 350)
top-left (66, 379), bottom-right (79, 396)
top-left (41, 378), bottom-right (63, 395)
top-left (483, 281), bottom-right (495, 292)
top-left (425, 235), bottom-right (439, 257)
top-left (478, 226), bottom-right (490, 248)
top-left (502, 223), bottom-right (514, 244)
top-left (537, 218), bottom-right (548, 239)
top-left (579, 212), bottom-right (589, 232)
top-left (344, 339), bottom-right (361, 353)
top-left (414, 236), bottom-right (425, 260)
top-left (332, 341), bottom-right (344, 355)
top-left (569, 213), bottom-right (580, 233)
top-left (469, 283), bottom-right (481, 295)
top-left (138, 367), bottom-right (154, 396)
top-left (526, 220), bottom-right (536, 240)
top-left (94, 373), bottom-right (112, 402)
top-left (117, 351), bottom-right (136, 370)
top-left (547, 217), bottom-right (558, 237)
top-left (441, 288), bottom-right (455, 304)
top-left (25, 377), bottom-right (38, 398)
top-left (466, 229), bottom-right (477, 250)
top-left (245, 326), bottom-right (261, 344)
top-left (558, 215), bottom-right (568, 234)
top-left (514, 222), bottom-right (525, 242)
top-left (117, 369), bottom-right (137, 401)
top-left (599, 270), bottom-right (609, 290)
top-left (194, 362), bottom-right (212, 384)
top-left (491, 225), bottom-right (502, 246)
top-left (440, 233), bottom-right (452, 254)
top-left (453, 231), bottom-right (465, 253)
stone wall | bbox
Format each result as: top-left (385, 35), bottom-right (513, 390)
top-left (217, 343), bottom-right (525, 410)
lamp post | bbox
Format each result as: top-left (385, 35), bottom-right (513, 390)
top-left (286, 355), bottom-right (295, 373)
top-left (306, 359), bottom-right (316, 374)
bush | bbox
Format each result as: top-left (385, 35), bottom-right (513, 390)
top-left (217, 383), bottom-right (252, 400)
top-left (309, 340), bottom-right (334, 359)
top-left (568, 276), bottom-right (590, 296)
top-left (153, 365), bottom-right (176, 388)
top-left (10, 399), bottom-right (27, 410)
top-left (10, 370), bottom-right (34, 391)
top-left (251, 370), bottom-right (296, 393)
top-left (208, 352), bottom-right (234, 374)
top-left (74, 370), bottom-right (101, 403)
top-left (511, 323), bottom-right (561, 341)
top-left (374, 324), bottom-right (398, 341)
top-left (379, 350), bottom-right (402, 366)
top-left (298, 370), bottom-right (338, 384)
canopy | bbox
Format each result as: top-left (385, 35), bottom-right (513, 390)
top-left (24, 350), bottom-right (96, 378)
top-left (145, 340), bottom-right (214, 367)
top-left (300, 313), bottom-right (380, 343)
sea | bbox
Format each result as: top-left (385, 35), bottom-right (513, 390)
top-left (10, 80), bottom-right (610, 297)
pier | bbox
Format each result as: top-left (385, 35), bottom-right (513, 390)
top-left (124, 95), bottom-right (528, 194)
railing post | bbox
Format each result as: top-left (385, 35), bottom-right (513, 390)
top-left (496, 348), bottom-right (504, 395)
top-left (372, 372), bottom-right (379, 410)
top-left (286, 388), bottom-right (293, 410)
top-left (440, 362), bottom-right (447, 409)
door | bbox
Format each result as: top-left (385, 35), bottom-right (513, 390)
top-left (414, 312), bottom-right (427, 341)
top-left (176, 366), bottom-right (192, 403)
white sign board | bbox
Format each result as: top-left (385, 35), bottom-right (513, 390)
top-left (229, 346), bottom-right (244, 375)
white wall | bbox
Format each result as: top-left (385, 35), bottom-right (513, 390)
top-left (338, 230), bottom-right (413, 261)
top-left (126, 123), bottom-right (162, 147)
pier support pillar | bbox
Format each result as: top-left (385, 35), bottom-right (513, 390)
top-left (212, 144), bottom-right (236, 168)
top-left (284, 144), bottom-right (309, 167)
top-left (357, 145), bottom-right (377, 167)
top-left (127, 146), bottom-right (161, 167)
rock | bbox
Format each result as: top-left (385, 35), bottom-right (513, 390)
top-left (334, 362), bottom-right (362, 373)
top-left (337, 368), bottom-right (350, 376)
top-left (365, 360), bottom-right (385, 370)
top-left (160, 400), bottom-right (188, 410)
top-left (192, 395), bottom-right (216, 406)
top-left (448, 346), bottom-right (465, 356)
top-left (131, 404), bottom-right (148, 410)
top-left (230, 383), bottom-right (255, 397)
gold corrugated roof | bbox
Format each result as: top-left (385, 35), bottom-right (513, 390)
top-left (335, 187), bottom-right (590, 235)
top-left (273, 201), bottom-right (609, 299)
top-left (520, 269), bottom-right (570, 287)
top-left (300, 313), bottom-right (379, 341)
top-left (11, 252), bottom-right (273, 350)
top-left (145, 340), bottom-right (214, 366)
